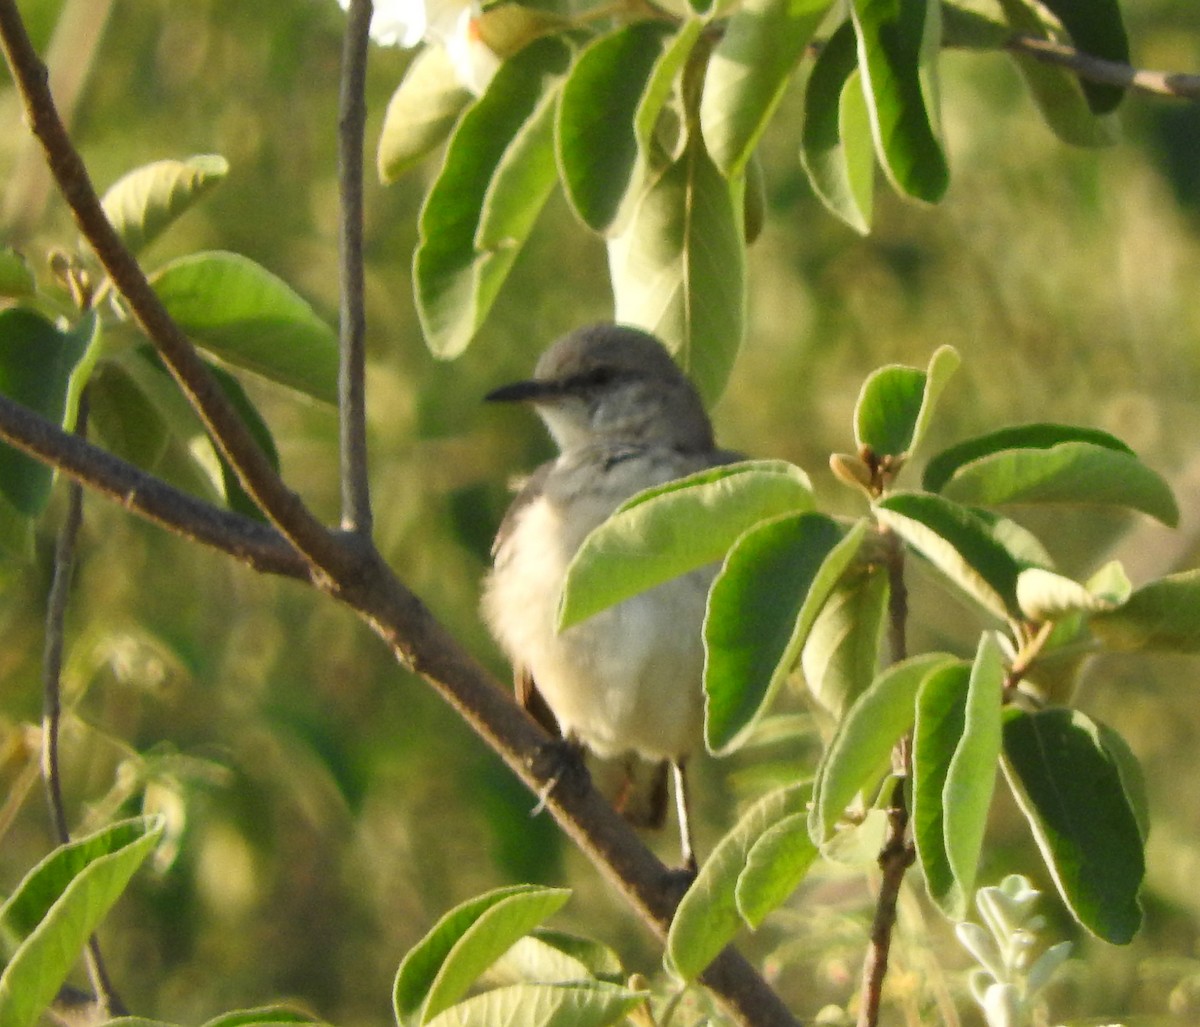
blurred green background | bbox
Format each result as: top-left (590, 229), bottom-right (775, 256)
top-left (2, 0), bottom-right (1200, 1023)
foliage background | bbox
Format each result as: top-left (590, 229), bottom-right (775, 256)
top-left (2, 0), bottom-right (1200, 1023)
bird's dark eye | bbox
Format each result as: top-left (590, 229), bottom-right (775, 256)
top-left (571, 366), bottom-right (620, 390)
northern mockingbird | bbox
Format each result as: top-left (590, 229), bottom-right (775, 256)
top-left (482, 323), bottom-right (736, 871)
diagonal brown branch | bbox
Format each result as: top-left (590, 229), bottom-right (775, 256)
top-left (1008, 34), bottom-right (1200, 101)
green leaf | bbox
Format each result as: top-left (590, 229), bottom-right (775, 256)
top-left (0, 309), bottom-right (101, 516)
top-left (874, 492), bottom-right (1023, 620)
top-left (557, 22), bottom-right (674, 233)
top-left (809, 652), bottom-right (957, 843)
top-left (849, 0), bottom-right (948, 202)
top-left (421, 981), bottom-right (646, 1027)
top-left (608, 135), bottom-right (745, 405)
top-left (924, 423), bottom-right (1132, 493)
top-left (149, 251), bottom-right (338, 403)
top-left (1038, 0), bottom-right (1129, 114)
top-left (1001, 708), bottom-right (1144, 943)
top-left (488, 929), bottom-right (622, 986)
top-left (705, 515), bottom-right (862, 755)
top-left (0, 247), bottom-right (35, 298)
top-left (415, 36), bottom-right (572, 359)
top-left (1015, 565), bottom-right (1128, 622)
top-left (0, 817), bottom-right (163, 1027)
top-left (735, 809), bottom-right (819, 928)
top-left (100, 155), bottom-right (229, 255)
top-left (801, 557), bottom-right (888, 716)
top-left (393, 884), bottom-right (571, 1026)
top-left (996, 0), bottom-right (1117, 147)
top-left (1091, 569), bottom-right (1200, 653)
top-left (941, 635), bottom-right (1003, 917)
top-left (937, 442), bottom-right (1178, 527)
top-left (800, 21), bottom-right (875, 235)
top-left (633, 19), bottom-right (704, 162)
top-left (699, 0), bottom-right (832, 178)
top-left (200, 1009), bottom-right (323, 1027)
top-left (378, 45), bottom-right (474, 182)
top-left (558, 460), bottom-right (813, 629)
top-left (854, 345), bottom-right (958, 458)
top-left (667, 782), bottom-right (811, 980)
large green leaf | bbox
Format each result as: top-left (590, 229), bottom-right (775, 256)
top-left (705, 515), bottom-right (861, 755)
top-left (937, 443), bottom-right (1178, 526)
top-left (558, 460), bottom-right (813, 629)
top-left (488, 928), bottom-right (622, 986)
top-left (849, 0), bottom-right (948, 202)
top-left (421, 981), bottom-right (646, 1027)
top-left (667, 782), bottom-right (812, 980)
top-left (874, 492), bottom-right (1023, 620)
top-left (0, 817), bottom-right (163, 1027)
top-left (1002, 708), bottom-right (1143, 943)
top-left (0, 309), bottom-right (101, 516)
top-left (415, 36), bottom-right (571, 359)
top-left (608, 135), bottom-right (745, 405)
top-left (393, 884), bottom-right (570, 1026)
top-left (800, 558), bottom-right (888, 716)
top-left (800, 22), bottom-right (875, 235)
top-left (700, 0), bottom-right (832, 178)
top-left (557, 22), bottom-right (674, 233)
top-left (100, 155), bottom-right (228, 255)
top-left (913, 635), bottom-right (1002, 919)
top-left (809, 652), bottom-right (957, 843)
top-left (149, 251), bottom-right (338, 403)
top-left (854, 345), bottom-right (958, 459)
top-left (377, 45), bottom-right (474, 183)
top-left (735, 809), bottom-right (819, 927)
top-left (1091, 569), bottom-right (1200, 653)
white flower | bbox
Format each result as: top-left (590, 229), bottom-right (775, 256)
top-left (335, 0), bottom-right (500, 93)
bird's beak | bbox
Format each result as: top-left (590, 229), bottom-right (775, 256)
top-left (484, 379), bottom-right (566, 405)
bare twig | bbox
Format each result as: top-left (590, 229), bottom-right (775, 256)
top-left (0, 0), bottom-right (345, 579)
top-left (857, 529), bottom-right (914, 1027)
top-left (41, 392), bottom-right (126, 1018)
top-left (1008, 34), bottom-right (1200, 101)
top-left (337, 0), bottom-right (373, 536)
top-left (0, 394), bottom-right (309, 579)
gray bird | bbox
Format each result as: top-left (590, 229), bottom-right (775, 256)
top-left (481, 323), bottom-right (736, 870)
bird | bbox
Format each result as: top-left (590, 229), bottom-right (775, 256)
top-left (480, 322), bottom-right (737, 871)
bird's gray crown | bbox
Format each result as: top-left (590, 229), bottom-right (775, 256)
top-left (488, 323), bottom-right (715, 454)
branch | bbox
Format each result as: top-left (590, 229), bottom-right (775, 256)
top-left (1008, 34), bottom-right (1200, 101)
top-left (337, 0), bottom-right (373, 536)
top-left (0, 0), bottom-right (346, 578)
top-left (0, 394), bottom-right (310, 580)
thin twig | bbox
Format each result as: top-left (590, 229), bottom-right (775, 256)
top-left (0, 0), bottom-right (344, 579)
top-left (857, 529), bottom-right (914, 1027)
top-left (41, 392), bottom-right (126, 1018)
top-left (1008, 34), bottom-right (1200, 101)
top-left (337, 0), bottom-right (373, 536)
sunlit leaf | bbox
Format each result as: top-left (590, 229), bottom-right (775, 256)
top-left (608, 136), bottom-right (745, 405)
top-left (200, 1008), bottom-right (323, 1027)
top-left (849, 0), bottom-right (948, 202)
top-left (378, 45), bottom-right (473, 182)
top-left (668, 782), bottom-right (811, 979)
top-left (801, 558), bottom-right (888, 716)
top-left (1091, 569), bottom-right (1200, 653)
top-left (735, 809), bottom-right (819, 928)
top-left (1015, 565), bottom-right (1127, 622)
top-left (633, 19), bottom-right (704, 162)
top-left (1002, 708), bottom-right (1143, 943)
top-left (854, 345), bottom-right (958, 458)
top-left (150, 251), bottom-right (338, 403)
top-left (393, 884), bottom-right (570, 1026)
top-left (100, 155), bottom-right (228, 255)
top-left (415, 36), bottom-right (572, 359)
top-left (810, 652), bottom-right (957, 843)
top-left (800, 22), bottom-right (875, 234)
top-left (0, 817), bottom-right (163, 1027)
top-left (557, 22), bottom-right (674, 233)
top-left (700, 0), bottom-right (832, 178)
top-left (0, 309), bottom-right (101, 516)
top-left (874, 492), bottom-right (1023, 619)
top-left (488, 929), bottom-right (622, 986)
top-left (421, 981), bottom-right (646, 1027)
top-left (559, 460), bottom-right (813, 629)
top-left (705, 515), bottom-right (862, 755)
